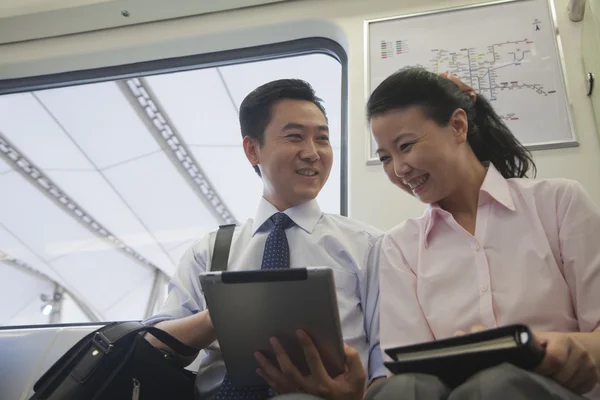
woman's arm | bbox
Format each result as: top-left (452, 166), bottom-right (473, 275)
top-left (379, 232), bottom-right (435, 352)
top-left (534, 181), bottom-right (600, 393)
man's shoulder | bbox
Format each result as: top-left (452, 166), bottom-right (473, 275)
top-left (320, 213), bottom-right (384, 239)
top-left (186, 219), bottom-right (254, 256)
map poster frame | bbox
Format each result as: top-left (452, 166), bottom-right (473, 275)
top-left (364, 0), bottom-right (578, 165)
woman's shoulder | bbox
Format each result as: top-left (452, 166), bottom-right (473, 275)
top-left (385, 212), bottom-right (429, 241)
top-left (507, 175), bottom-right (586, 200)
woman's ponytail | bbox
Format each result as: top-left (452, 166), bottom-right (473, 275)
top-left (466, 96), bottom-right (536, 179)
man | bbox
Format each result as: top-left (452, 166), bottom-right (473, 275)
top-left (144, 79), bottom-right (386, 400)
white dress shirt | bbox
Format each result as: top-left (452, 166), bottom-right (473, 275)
top-left (145, 198), bottom-right (385, 396)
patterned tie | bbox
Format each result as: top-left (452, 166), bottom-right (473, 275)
top-left (216, 213), bottom-right (295, 400)
top-left (260, 213), bottom-right (294, 270)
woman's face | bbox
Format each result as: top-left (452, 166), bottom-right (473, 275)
top-left (370, 105), bottom-right (469, 204)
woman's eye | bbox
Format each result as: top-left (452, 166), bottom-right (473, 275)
top-left (399, 143), bottom-right (414, 152)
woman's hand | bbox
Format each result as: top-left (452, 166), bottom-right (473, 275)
top-left (440, 72), bottom-right (477, 102)
top-left (535, 332), bottom-right (599, 394)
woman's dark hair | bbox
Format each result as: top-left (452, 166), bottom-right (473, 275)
top-left (367, 67), bottom-right (536, 178)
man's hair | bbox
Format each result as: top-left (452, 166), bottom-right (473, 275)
top-left (239, 79), bottom-right (327, 176)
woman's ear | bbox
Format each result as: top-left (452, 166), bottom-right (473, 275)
top-left (242, 136), bottom-right (260, 167)
top-left (450, 108), bottom-right (469, 144)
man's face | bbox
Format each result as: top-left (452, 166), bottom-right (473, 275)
top-left (243, 99), bottom-right (333, 210)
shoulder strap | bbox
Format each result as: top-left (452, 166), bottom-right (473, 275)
top-left (211, 224), bottom-right (236, 271)
top-left (97, 321), bottom-right (198, 357)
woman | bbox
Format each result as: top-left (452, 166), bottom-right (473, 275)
top-left (367, 68), bottom-right (600, 400)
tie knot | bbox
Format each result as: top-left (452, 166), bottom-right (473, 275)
top-left (270, 212), bottom-right (294, 230)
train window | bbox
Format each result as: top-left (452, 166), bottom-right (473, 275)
top-left (0, 49), bottom-right (344, 326)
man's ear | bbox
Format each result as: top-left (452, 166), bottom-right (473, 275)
top-left (450, 108), bottom-right (469, 145)
top-left (243, 136), bottom-right (260, 166)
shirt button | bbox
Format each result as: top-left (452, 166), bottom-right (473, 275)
top-left (471, 242), bottom-right (481, 251)
top-left (480, 285), bottom-right (489, 292)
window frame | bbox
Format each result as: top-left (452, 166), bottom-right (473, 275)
top-left (0, 38), bottom-right (349, 215)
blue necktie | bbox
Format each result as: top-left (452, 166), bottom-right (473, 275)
top-left (260, 213), bottom-right (294, 270)
top-left (216, 213), bottom-right (295, 400)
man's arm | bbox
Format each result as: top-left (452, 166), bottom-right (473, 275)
top-left (143, 238), bottom-right (216, 367)
top-left (363, 235), bottom-right (388, 384)
top-left (146, 310), bottom-right (216, 367)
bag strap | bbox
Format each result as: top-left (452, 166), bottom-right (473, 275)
top-left (144, 326), bottom-right (198, 357)
top-left (210, 224), bottom-right (236, 272)
top-left (95, 321), bottom-right (198, 357)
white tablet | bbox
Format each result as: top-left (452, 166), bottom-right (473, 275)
top-left (199, 267), bottom-right (345, 387)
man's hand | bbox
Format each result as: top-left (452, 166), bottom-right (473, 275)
top-left (535, 332), bottom-right (599, 394)
top-left (254, 330), bottom-right (366, 400)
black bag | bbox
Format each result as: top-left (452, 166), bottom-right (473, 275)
top-left (29, 224), bottom-right (237, 400)
top-left (29, 321), bottom-right (198, 400)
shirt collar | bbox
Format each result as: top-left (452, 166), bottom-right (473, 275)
top-left (423, 163), bottom-right (515, 247)
top-left (252, 197), bottom-right (322, 235)
top-left (479, 163), bottom-right (516, 212)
